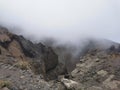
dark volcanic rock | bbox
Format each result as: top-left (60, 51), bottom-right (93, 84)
top-left (14, 35), bottom-right (58, 72)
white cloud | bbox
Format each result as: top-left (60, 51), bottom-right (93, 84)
top-left (0, 0), bottom-right (120, 42)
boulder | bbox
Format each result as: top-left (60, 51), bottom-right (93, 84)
top-left (60, 78), bottom-right (79, 89)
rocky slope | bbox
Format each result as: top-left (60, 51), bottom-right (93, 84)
top-left (0, 26), bottom-right (63, 77)
top-left (0, 26), bottom-right (68, 89)
top-left (42, 37), bottom-right (120, 90)
top-left (0, 26), bottom-right (120, 90)
top-left (69, 46), bottom-right (120, 90)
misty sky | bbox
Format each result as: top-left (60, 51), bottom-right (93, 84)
top-left (0, 0), bottom-right (120, 42)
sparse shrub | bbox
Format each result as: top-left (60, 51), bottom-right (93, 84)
top-left (0, 80), bottom-right (11, 88)
top-left (15, 60), bottom-right (30, 70)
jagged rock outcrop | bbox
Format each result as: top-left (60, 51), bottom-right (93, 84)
top-left (0, 26), bottom-right (58, 79)
top-left (13, 35), bottom-right (58, 73)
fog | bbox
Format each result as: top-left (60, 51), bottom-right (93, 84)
top-left (0, 0), bottom-right (120, 43)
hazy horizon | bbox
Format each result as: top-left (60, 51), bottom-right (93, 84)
top-left (0, 0), bottom-right (120, 43)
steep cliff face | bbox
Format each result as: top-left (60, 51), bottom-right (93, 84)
top-left (0, 26), bottom-right (59, 78)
